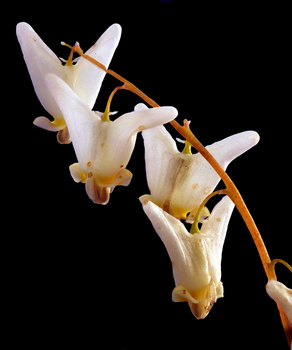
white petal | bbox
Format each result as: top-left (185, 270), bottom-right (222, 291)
top-left (172, 285), bottom-right (201, 303)
top-left (266, 280), bottom-right (292, 323)
top-left (200, 196), bottom-right (235, 285)
top-left (143, 126), bottom-right (259, 219)
top-left (16, 22), bottom-right (64, 119)
top-left (46, 74), bottom-right (135, 190)
top-left (139, 198), bottom-right (211, 295)
top-left (73, 24), bottom-right (122, 108)
top-left (33, 116), bottom-right (65, 131)
top-left (89, 103), bottom-right (178, 181)
top-left (45, 73), bottom-right (100, 170)
top-left (116, 103), bottom-right (178, 134)
top-left (206, 131), bottom-right (260, 169)
top-left (140, 197), bottom-right (233, 319)
top-left (142, 124), bottom-right (180, 212)
top-left (108, 168), bottom-right (133, 187)
top-left (69, 163), bottom-right (87, 183)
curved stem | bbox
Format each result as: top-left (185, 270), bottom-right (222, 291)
top-left (190, 189), bottom-right (226, 234)
top-left (102, 85), bottom-right (125, 121)
top-left (270, 259), bottom-right (292, 273)
top-left (62, 42), bottom-right (160, 108)
top-left (64, 43), bottom-right (291, 347)
top-left (67, 41), bottom-right (274, 276)
top-left (171, 120), bottom-right (276, 278)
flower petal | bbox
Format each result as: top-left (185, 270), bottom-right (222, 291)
top-left (115, 103), bottom-right (178, 134)
top-left (17, 22), bottom-right (65, 119)
top-left (143, 125), bottom-right (259, 219)
top-left (85, 175), bottom-right (111, 205)
top-left (73, 24), bottom-right (122, 109)
top-left (88, 103), bottom-right (178, 182)
top-left (139, 197), bottom-right (211, 294)
top-left (266, 280), bottom-right (292, 323)
top-left (172, 285), bottom-right (201, 303)
top-left (200, 196), bottom-right (235, 286)
top-left (142, 124), bottom-right (180, 212)
top-left (69, 163), bottom-right (87, 183)
top-left (45, 73), bottom-right (100, 170)
top-left (106, 168), bottom-right (133, 188)
top-left (140, 195), bottom-right (233, 319)
top-left (33, 116), bottom-right (65, 131)
top-left (56, 125), bottom-right (71, 144)
top-left (206, 130), bottom-right (260, 169)
top-left (173, 281), bottom-right (219, 320)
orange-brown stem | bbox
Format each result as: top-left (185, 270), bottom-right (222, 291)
top-left (69, 41), bottom-right (275, 276)
top-left (170, 119), bottom-right (291, 348)
top-left (67, 42), bottom-right (291, 347)
top-left (68, 43), bottom-right (160, 108)
top-left (70, 41), bottom-right (273, 275)
top-left (170, 120), bottom-right (275, 276)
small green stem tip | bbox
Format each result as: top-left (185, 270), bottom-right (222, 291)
top-left (190, 189), bottom-right (227, 234)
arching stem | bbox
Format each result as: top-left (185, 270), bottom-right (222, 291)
top-left (62, 42), bottom-right (291, 347)
top-left (63, 41), bottom-right (274, 276)
top-left (270, 259), bottom-right (292, 273)
top-left (63, 41), bottom-right (275, 277)
top-left (190, 189), bottom-right (227, 234)
top-left (171, 120), bottom-right (275, 277)
top-left (102, 85), bottom-right (125, 121)
top-left (61, 42), bottom-right (159, 108)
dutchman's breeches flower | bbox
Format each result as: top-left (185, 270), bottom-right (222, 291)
top-left (139, 195), bottom-right (235, 319)
top-left (140, 103), bottom-right (259, 222)
top-left (16, 22), bottom-right (121, 143)
top-left (45, 73), bottom-right (178, 204)
top-left (266, 280), bottom-right (292, 326)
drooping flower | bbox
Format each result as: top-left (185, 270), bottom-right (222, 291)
top-left (139, 102), bottom-right (260, 221)
top-left (266, 280), bottom-right (292, 325)
top-left (139, 195), bottom-right (235, 319)
top-left (16, 22), bottom-right (121, 143)
top-left (45, 73), bottom-right (178, 204)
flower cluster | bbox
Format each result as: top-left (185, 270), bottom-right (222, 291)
top-left (17, 22), bottom-right (177, 203)
top-left (17, 22), bottom-right (291, 334)
top-left (139, 122), bottom-right (259, 318)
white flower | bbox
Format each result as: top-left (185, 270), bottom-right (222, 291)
top-left (266, 280), bottom-right (292, 325)
top-left (16, 22), bottom-right (121, 143)
top-left (45, 73), bottom-right (178, 204)
top-left (139, 195), bottom-right (235, 319)
top-left (140, 104), bottom-right (259, 221)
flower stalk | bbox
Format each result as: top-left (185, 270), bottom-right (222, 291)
top-left (102, 85), bottom-right (125, 121)
top-left (64, 41), bottom-right (273, 276)
top-left (63, 42), bottom-right (291, 347)
top-left (190, 189), bottom-right (227, 234)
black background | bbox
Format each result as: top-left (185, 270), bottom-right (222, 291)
top-left (8, 1), bottom-right (291, 349)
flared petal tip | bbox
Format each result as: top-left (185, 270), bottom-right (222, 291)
top-left (111, 168), bottom-right (133, 188)
top-left (172, 285), bottom-right (200, 304)
top-left (69, 163), bottom-right (87, 183)
top-left (33, 117), bottom-right (70, 144)
top-left (139, 194), bottom-right (153, 206)
top-left (33, 116), bottom-right (65, 131)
